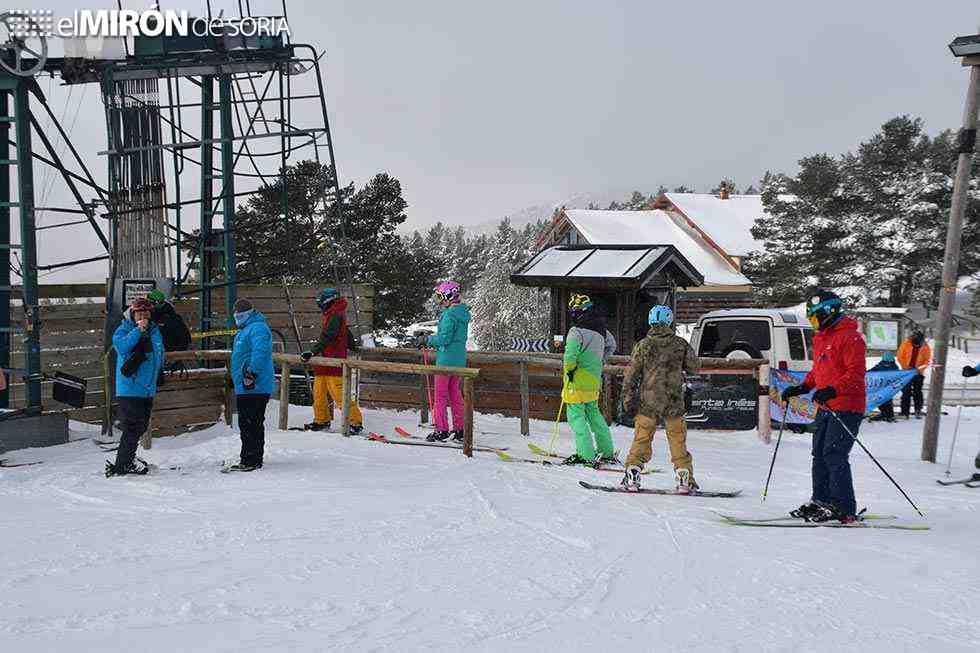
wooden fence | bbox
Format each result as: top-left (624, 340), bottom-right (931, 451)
top-left (4, 282), bottom-right (373, 438)
top-left (357, 348), bottom-right (770, 437)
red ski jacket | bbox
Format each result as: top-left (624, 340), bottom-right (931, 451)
top-left (312, 297), bottom-right (349, 377)
top-left (803, 316), bottom-right (867, 414)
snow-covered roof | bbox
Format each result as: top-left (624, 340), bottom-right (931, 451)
top-left (664, 193), bottom-right (773, 256)
top-left (512, 245), bottom-right (704, 288)
top-left (562, 209), bottom-right (751, 287)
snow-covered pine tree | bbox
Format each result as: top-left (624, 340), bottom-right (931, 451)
top-left (745, 154), bottom-right (857, 305)
top-left (469, 219), bottom-right (549, 350)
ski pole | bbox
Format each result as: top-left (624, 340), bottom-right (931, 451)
top-left (825, 406), bottom-right (925, 517)
top-left (762, 406), bottom-right (789, 502)
top-left (944, 379), bottom-right (969, 476)
top-left (546, 399), bottom-right (565, 455)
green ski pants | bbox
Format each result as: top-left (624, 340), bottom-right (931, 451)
top-left (567, 401), bottom-right (614, 459)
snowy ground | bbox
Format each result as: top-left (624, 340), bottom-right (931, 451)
top-left (2, 403), bottom-right (980, 652)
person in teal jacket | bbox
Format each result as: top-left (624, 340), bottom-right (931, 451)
top-left (107, 297), bottom-right (164, 477)
top-left (229, 298), bottom-right (275, 471)
top-left (423, 281), bottom-right (471, 442)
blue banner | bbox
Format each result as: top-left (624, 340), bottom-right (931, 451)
top-left (769, 369), bottom-right (918, 424)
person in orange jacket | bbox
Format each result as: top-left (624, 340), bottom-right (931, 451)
top-left (896, 330), bottom-right (931, 419)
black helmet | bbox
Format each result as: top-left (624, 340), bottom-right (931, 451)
top-left (805, 289), bottom-right (843, 331)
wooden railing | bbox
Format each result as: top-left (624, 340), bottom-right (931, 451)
top-left (165, 350), bottom-right (483, 456)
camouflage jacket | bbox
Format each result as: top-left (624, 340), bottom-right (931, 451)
top-left (621, 324), bottom-right (699, 419)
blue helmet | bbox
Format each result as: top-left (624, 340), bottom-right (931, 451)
top-left (648, 304), bottom-right (673, 326)
top-left (316, 287), bottom-right (340, 309)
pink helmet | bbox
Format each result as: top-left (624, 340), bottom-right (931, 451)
top-left (434, 280), bottom-right (461, 303)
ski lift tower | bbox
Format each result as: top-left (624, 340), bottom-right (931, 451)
top-left (0, 5), bottom-right (361, 410)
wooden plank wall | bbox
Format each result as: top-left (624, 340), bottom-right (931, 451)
top-left (173, 284), bottom-right (375, 353)
top-left (5, 283), bottom-right (373, 436)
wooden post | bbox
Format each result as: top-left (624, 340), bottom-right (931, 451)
top-left (757, 363), bottom-right (772, 444)
top-left (463, 376), bottom-right (474, 457)
top-left (224, 371), bottom-right (235, 428)
top-left (140, 415), bottom-right (153, 450)
top-left (102, 352), bottom-right (112, 436)
top-left (278, 361), bottom-right (291, 430)
top-left (519, 360), bottom-right (529, 436)
top-left (601, 375), bottom-right (614, 424)
top-left (419, 373), bottom-right (429, 425)
top-left (923, 61), bottom-right (980, 462)
top-left (341, 362), bottom-right (351, 436)
top-left (224, 371), bottom-right (234, 426)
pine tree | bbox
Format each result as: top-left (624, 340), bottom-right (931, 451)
top-left (470, 219), bottom-right (550, 350)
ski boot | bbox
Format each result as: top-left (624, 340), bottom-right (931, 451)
top-left (975, 451), bottom-right (980, 470)
top-left (304, 422), bottom-right (330, 432)
top-left (809, 503), bottom-right (854, 523)
top-left (562, 453), bottom-right (592, 466)
top-left (621, 465), bottom-right (642, 492)
top-left (675, 468), bottom-right (697, 494)
top-left (450, 430), bottom-right (465, 443)
top-left (426, 430), bottom-right (450, 442)
top-left (592, 450), bottom-right (621, 467)
top-left (225, 461), bottom-right (262, 472)
top-left (105, 457), bottom-right (150, 478)
top-left (789, 501), bottom-right (821, 520)
top-left (347, 424), bottom-right (364, 436)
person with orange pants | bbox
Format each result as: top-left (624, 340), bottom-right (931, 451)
top-left (301, 288), bottom-right (363, 435)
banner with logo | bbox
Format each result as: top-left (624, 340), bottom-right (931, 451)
top-left (769, 368), bottom-right (918, 424)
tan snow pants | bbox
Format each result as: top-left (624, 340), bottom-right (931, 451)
top-left (625, 414), bottom-right (694, 479)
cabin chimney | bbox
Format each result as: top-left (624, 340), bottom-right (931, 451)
top-left (719, 181), bottom-right (730, 200)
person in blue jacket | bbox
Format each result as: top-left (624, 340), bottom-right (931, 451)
top-left (106, 297), bottom-right (165, 477)
top-left (229, 298), bottom-right (275, 471)
top-left (867, 352), bottom-right (898, 423)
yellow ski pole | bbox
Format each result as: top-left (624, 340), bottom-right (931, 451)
top-left (546, 399), bottom-right (564, 455)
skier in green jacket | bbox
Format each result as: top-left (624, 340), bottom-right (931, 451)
top-left (562, 293), bottom-right (617, 466)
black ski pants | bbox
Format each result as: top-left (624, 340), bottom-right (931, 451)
top-left (114, 396), bottom-right (154, 470)
top-left (237, 394), bottom-right (270, 467)
top-left (900, 374), bottom-right (924, 416)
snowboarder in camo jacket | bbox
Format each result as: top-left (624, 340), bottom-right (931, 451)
top-left (561, 293), bottom-right (617, 466)
top-left (620, 304), bottom-right (699, 493)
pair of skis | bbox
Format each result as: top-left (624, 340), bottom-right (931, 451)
top-left (936, 473), bottom-right (980, 488)
top-left (716, 512), bottom-right (929, 531)
top-left (495, 442), bottom-right (661, 475)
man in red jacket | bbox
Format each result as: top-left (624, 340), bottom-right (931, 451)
top-left (781, 289), bottom-right (866, 523)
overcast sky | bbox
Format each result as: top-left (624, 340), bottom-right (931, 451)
top-left (9, 0), bottom-right (980, 282)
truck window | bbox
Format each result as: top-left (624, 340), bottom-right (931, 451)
top-left (787, 328), bottom-right (806, 360)
top-left (803, 328), bottom-right (814, 360)
top-left (697, 320), bottom-right (772, 357)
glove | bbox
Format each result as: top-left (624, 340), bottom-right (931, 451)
top-left (963, 365), bottom-right (979, 378)
top-left (780, 385), bottom-right (808, 402)
top-left (811, 386), bottom-right (837, 404)
top-left (243, 370), bottom-right (257, 390)
top-left (300, 351), bottom-right (313, 362)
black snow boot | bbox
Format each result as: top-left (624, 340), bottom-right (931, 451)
top-left (808, 503), bottom-right (856, 524)
top-left (304, 422), bottom-right (330, 432)
top-left (346, 424), bottom-right (364, 436)
top-left (426, 430), bottom-right (450, 442)
top-left (105, 457), bottom-right (150, 478)
top-left (225, 461), bottom-right (262, 472)
top-left (789, 502), bottom-right (821, 520)
top-left (975, 451), bottom-right (980, 470)
top-left (450, 430), bottom-right (465, 443)
top-left (562, 453), bottom-right (593, 466)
